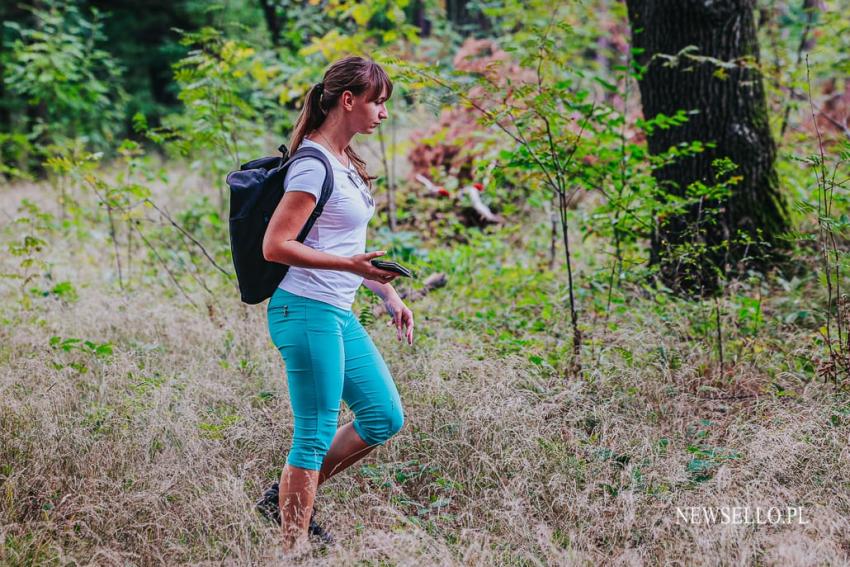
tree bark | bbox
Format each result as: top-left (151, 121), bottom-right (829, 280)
top-left (625, 0), bottom-right (789, 296)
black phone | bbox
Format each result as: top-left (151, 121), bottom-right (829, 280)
top-left (370, 259), bottom-right (413, 278)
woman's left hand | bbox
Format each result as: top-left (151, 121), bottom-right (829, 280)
top-left (384, 295), bottom-right (414, 345)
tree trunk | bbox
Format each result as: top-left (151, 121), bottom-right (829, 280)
top-left (625, 0), bottom-right (789, 296)
top-left (407, 0), bottom-right (431, 37)
top-left (258, 0), bottom-right (281, 47)
top-left (445, 0), bottom-right (491, 35)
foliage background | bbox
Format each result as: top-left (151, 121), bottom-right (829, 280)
top-left (2, 0), bottom-right (850, 564)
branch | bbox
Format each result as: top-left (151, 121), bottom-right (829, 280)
top-left (779, 0), bottom-right (818, 138)
top-left (130, 220), bottom-right (199, 310)
top-left (144, 199), bottom-right (233, 277)
top-left (812, 103), bottom-right (850, 140)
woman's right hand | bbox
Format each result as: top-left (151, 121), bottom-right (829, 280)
top-left (348, 250), bottom-right (399, 283)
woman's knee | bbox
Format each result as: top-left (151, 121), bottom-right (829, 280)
top-left (357, 403), bottom-right (404, 446)
top-left (383, 404), bottom-right (405, 439)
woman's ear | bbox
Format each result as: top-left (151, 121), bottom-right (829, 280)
top-left (341, 90), bottom-right (354, 111)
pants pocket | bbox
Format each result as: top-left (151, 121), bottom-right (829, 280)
top-left (268, 301), bottom-right (308, 348)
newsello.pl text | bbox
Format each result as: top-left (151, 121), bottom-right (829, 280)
top-left (676, 506), bottom-right (808, 525)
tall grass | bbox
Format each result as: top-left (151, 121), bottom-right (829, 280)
top-left (2, 161), bottom-right (850, 566)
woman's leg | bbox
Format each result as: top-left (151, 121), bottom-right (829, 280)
top-left (267, 290), bottom-right (347, 549)
top-left (278, 465), bottom-right (319, 550)
top-left (317, 313), bottom-right (404, 486)
top-left (318, 422), bottom-right (376, 485)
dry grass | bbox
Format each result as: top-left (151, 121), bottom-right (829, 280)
top-left (2, 165), bottom-right (850, 566)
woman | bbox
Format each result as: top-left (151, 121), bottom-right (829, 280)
top-left (260, 55), bottom-right (414, 552)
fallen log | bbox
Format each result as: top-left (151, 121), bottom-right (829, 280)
top-left (414, 173), bottom-right (504, 225)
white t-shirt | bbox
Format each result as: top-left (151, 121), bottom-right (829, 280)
top-left (277, 138), bottom-right (376, 310)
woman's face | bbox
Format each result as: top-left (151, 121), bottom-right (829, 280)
top-left (350, 86), bottom-right (389, 135)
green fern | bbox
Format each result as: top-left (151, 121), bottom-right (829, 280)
top-left (358, 292), bottom-right (380, 328)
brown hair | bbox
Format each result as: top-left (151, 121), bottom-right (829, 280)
top-left (288, 55), bottom-right (393, 192)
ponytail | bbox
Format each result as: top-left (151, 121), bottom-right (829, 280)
top-left (288, 82), bottom-right (327, 160)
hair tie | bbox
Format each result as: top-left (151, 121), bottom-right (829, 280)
top-left (315, 82), bottom-right (327, 115)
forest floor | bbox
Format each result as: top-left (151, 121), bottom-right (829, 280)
top-left (2, 158), bottom-right (850, 566)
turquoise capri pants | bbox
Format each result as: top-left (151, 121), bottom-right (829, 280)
top-left (267, 287), bottom-right (405, 471)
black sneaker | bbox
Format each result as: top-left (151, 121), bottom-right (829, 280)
top-left (256, 482), bottom-right (335, 545)
top-left (308, 509), bottom-right (335, 545)
top-left (256, 481), bottom-right (281, 525)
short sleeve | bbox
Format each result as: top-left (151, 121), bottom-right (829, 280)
top-left (283, 157), bottom-right (325, 203)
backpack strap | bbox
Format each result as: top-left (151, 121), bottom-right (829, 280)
top-left (280, 146), bottom-right (335, 243)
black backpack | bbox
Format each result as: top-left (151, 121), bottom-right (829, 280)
top-left (226, 144), bottom-right (334, 304)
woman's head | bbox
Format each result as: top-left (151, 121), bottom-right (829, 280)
top-left (289, 56), bottom-right (393, 190)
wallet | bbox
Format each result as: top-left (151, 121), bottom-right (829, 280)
top-left (371, 259), bottom-right (413, 278)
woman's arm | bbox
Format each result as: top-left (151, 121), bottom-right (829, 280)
top-left (263, 191), bottom-right (352, 269)
top-left (364, 278), bottom-right (415, 344)
top-left (263, 190), bottom-right (398, 282)
top-left (362, 278), bottom-right (400, 301)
